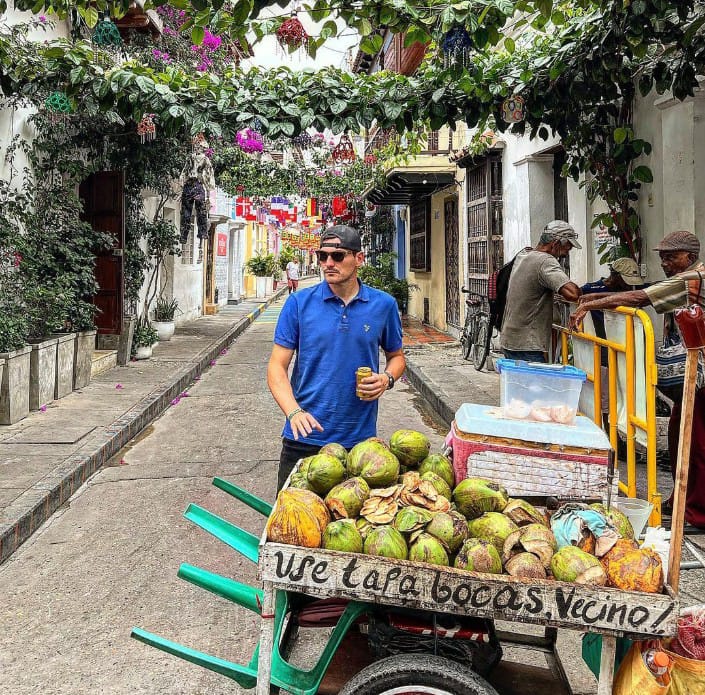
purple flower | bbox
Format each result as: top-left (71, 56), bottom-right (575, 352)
top-left (39, 15), bottom-right (47, 23)
top-left (180, 391), bottom-right (189, 398)
top-left (210, 360), bottom-right (217, 366)
top-left (39, 405), bottom-right (47, 412)
top-left (170, 397), bottom-right (181, 406)
top-left (220, 348), bottom-right (228, 355)
top-left (115, 383), bottom-right (123, 389)
top-left (194, 375), bottom-right (201, 381)
top-left (204, 147), bottom-right (214, 158)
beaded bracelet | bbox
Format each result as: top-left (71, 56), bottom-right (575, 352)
top-left (287, 407), bottom-right (303, 421)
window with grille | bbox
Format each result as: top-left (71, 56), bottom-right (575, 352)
top-left (409, 199), bottom-right (431, 271)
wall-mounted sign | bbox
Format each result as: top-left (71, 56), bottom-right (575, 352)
top-left (217, 232), bottom-right (227, 256)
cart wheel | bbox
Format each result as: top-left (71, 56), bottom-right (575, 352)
top-left (338, 654), bottom-right (500, 695)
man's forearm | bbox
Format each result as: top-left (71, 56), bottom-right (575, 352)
top-left (384, 353), bottom-right (406, 381)
top-left (581, 289), bottom-right (650, 312)
top-left (267, 363), bottom-right (299, 417)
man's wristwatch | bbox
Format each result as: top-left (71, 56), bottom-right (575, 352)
top-left (383, 371), bottom-right (395, 390)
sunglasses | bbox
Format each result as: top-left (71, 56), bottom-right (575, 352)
top-left (316, 249), bottom-right (353, 262)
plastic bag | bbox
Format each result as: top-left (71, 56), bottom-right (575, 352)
top-left (613, 641), bottom-right (671, 695)
top-left (663, 648), bottom-right (705, 695)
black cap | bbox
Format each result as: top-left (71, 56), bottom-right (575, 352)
top-left (320, 225), bottom-right (362, 252)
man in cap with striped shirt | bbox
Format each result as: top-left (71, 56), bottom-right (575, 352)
top-left (571, 230), bottom-right (705, 527)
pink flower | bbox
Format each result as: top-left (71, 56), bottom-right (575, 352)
top-left (39, 15), bottom-right (46, 23)
top-left (210, 360), bottom-right (216, 366)
top-left (194, 375), bottom-right (201, 381)
top-left (39, 405), bottom-right (47, 412)
top-left (220, 348), bottom-right (228, 355)
top-left (115, 383), bottom-right (123, 389)
top-left (170, 397), bottom-right (181, 406)
top-left (119, 458), bottom-right (128, 465)
top-left (180, 391), bottom-right (189, 397)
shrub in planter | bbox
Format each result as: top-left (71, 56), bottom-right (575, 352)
top-left (132, 321), bottom-right (159, 360)
top-left (246, 253), bottom-right (277, 277)
top-left (152, 297), bottom-right (180, 341)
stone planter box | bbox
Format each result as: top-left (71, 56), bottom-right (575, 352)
top-left (73, 330), bottom-right (96, 390)
top-left (52, 332), bottom-right (76, 399)
top-left (0, 345), bottom-right (31, 425)
top-left (255, 276), bottom-right (267, 298)
top-left (29, 337), bottom-right (58, 411)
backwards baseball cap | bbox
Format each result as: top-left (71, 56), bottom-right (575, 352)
top-left (320, 225), bottom-right (362, 252)
top-left (544, 220), bottom-right (582, 249)
top-left (610, 257), bottom-right (642, 286)
top-left (653, 230), bottom-right (701, 255)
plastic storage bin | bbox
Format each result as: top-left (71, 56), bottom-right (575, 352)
top-left (495, 359), bottom-right (587, 425)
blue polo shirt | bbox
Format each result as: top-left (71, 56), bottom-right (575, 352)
top-left (273, 280), bottom-right (403, 448)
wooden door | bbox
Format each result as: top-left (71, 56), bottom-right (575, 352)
top-left (80, 171), bottom-right (125, 335)
top-left (444, 197), bottom-right (460, 328)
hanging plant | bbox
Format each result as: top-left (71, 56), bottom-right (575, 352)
top-left (91, 18), bottom-right (123, 65)
top-left (276, 17), bottom-right (308, 51)
top-left (43, 90), bottom-right (73, 123)
top-left (331, 134), bottom-right (356, 164)
top-left (137, 114), bottom-right (157, 143)
top-left (441, 26), bottom-right (472, 68)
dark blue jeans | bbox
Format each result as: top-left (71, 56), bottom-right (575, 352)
top-left (502, 349), bottom-right (546, 363)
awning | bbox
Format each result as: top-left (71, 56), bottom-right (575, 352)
top-left (364, 171), bottom-right (456, 205)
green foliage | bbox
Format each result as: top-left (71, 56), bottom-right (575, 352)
top-left (278, 245), bottom-right (303, 271)
top-left (246, 253), bottom-right (277, 277)
top-left (153, 297), bottom-right (180, 322)
top-left (132, 318), bottom-right (159, 349)
top-left (358, 253), bottom-right (418, 313)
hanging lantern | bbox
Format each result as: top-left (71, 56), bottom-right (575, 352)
top-left (331, 134), bottom-right (356, 164)
top-left (276, 17), bottom-right (308, 51)
top-left (44, 91), bottom-right (73, 123)
top-left (136, 114), bottom-right (156, 143)
top-left (364, 154), bottom-right (378, 166)
top-left (441, 26), bottom-right (473, 68)
top-left (92, 18), bottom-right (123, 65)
top-left (501, 94), bottom-right (525, 123)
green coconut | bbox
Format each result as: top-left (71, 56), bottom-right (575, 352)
top-left (355, 518), bottom-right (375, 541)
top-left (454, 538), bottom-right (503, 574)
top-left (325, 477), bottom-right (370, 519)
top-left (503, 499), bottom-right (548, 527)
top-left (364, 526), bottom-right (408, 560)
top-left (453, 478), bottom-right (509, 519)
top-left (306, 453), bottom-right (346, 495)
top-left (467, 512), bottom-right (519, 554)
top-left (420, 471), bottom-right (452, 500)
top-left (297, 456), bottom-right (315, 476)
top-left (418, 454), bottom-right (455, 488)
top-left (393, 506), bottom-right (434, 533)
top-left (289, 472), bottom-right (313, 490)
top-left (347, 440), bottom-right (400, 487)
top-left (319, 442), bottom-right (348, 467)
top-left (589, 503), bottom-right (635, 540)
top-left (322, 519), bottom-right (364, 553)
top-left (426, 511), bottom-right (468, 553)
top-left (408, 533), bottom-right (449, 566)
top-left (550, 546), bottom-right (607, 586)
top-left (389, 429), bottom-right (431, 468)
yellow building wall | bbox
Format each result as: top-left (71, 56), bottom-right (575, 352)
top-left (243, 221), bottom-right (269, 297)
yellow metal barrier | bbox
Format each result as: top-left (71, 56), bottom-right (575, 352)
top-left (556, 307), bottom-right (661, 526)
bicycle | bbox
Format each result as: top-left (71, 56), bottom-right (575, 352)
top-left (459, 288), bottom-right (493, 371)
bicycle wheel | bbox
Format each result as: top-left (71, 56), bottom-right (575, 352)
top-left (472, 316), bottom-right (491, 371)
top-left (462, 314), bottom-right (476, 361)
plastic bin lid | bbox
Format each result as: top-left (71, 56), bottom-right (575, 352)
top-left (496, 359), bottom-right (587, 382)
top-left (454, 402), bottom-right (612, 450)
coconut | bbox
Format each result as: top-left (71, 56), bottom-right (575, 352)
top-left (297, 456), bottom-right (315, 476)
top-left (347, 441), bottom-right (400, 486)
top-left (503, 499), bottom-right (548, 527)
top-left (266, 497), bottom-right (322, 548)
top-left (393, 506), bottom-right (433, 533)
top-left (289, 472), bottom-right (313, 490)
top-left (322, 519), bottom-right (363, 553)
top-left (418, 454), bottom-right (455, 488)
top-left (601, 543), bottom-right (663, 593)
top-left (420, 471), bottom-right (452, 500)
top-left (589, 503), bottom-right (635, 540)
top-left (503, 523), bottom-right (557, 568)
top-left (408, 533), bottom-right (449, 566)
top-left (305, 454), bottom-right (346, 495)
top-left (364, 526), bottom-right (408, 560)
top-left (325, 477), bottom-right (370, 519)
top-left (453, 478), bottom-right (509, 519)
top-left (319, 442), bottom-right (348, 467)
top-left (280, 488), bottom-right (330, 533)
top-left (550, 546), bottom-right (607, 586)
top-left (454, 538), bottom-right (503, 574)
top-left (467, 512), bottom-right (518, 554)
top-left (389, 429), bottom-right (431, 468)
top-left (505, 552), bottom-right (547, 579)
top-left (366, 436), bottom-right (389, 447)
top-left (355, 517), bottom-right (375, 541)
top-left (426, 511), bottom-right (468, 553)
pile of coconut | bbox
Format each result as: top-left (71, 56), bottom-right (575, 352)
top-left (266, 430), bottom-right (664, 594)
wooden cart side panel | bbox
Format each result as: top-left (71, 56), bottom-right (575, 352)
top-left (260, 544), bottom-right (678, 639)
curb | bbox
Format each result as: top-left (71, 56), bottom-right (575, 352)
top-left (0, 288), bottom-right (288, 565)
top-left (403, 358), bottom-right (456, 428)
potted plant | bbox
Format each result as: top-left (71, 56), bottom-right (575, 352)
top-left (132, 320), bottom-right (159, 360)
top-left (152, 297), bottom-right (180, 342)
top-left (246, 253), bottom-right (276, 298)
top-left (358, 252), bottom-right (419, 314)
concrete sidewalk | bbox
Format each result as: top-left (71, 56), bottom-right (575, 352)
top-left (0, 289), bottom-right (289, 564)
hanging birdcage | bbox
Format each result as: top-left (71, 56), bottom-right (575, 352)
top-left (137, 114), bottom-right (156, 143)
top-left (276, 17), bottom-right (308, 51)
top-left (44, 91), bottom-right (73, 124)
top-left (92, 18), bottom-right (123, 66)
top-left (441, 26), bottom-right (473, 68)
top-left (292, 131), bottom-right (312, 149)
top-left (501, 94), bottom-right (526, 123)
top-left (331, 134), bottom-right (356, 164)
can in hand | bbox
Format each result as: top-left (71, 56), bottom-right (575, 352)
top-left (356, 366), bottom-right (372, 398)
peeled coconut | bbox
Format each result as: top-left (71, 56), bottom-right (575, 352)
top-left (420, 471), bottom-right (452, 500)
top-left (389, 430), bottom-right (431, 467)
top-left (305, 453), bottom-right (346, 495)
top-left (453, 478), bottom-right (509, 519)
top-left (319, 442), bottom-right (348, 467)
top-left (426, 511), bottom-right (468, 553)
top-left (589, 503), bottom-right (635, 540)
top-left (393, 506), bottom-right (433, 534)
top-left (408, 533), bottom-right (450, 566)
top-left (322, 519), bottom-right (363, 553)
top-left (355, 517), bottom-right (375, 541)
top-left (364, 526), bottom-right (408, 560)
top-left (325, 477), bottom-right (370, 519)
top-left (454, 538), bottom-right (503, 574)
top-left (550, 546), bottom-right (607, 586)
top-left (503, 523), bottom-right (557, 568)
top-left (418, 454), bottom-right (455, 488)
top-left (505, 552), bottom-right (547, 579)
top-left (467, 512), bottom-right (518, 554)
top-left (601, 542), bottom-right (663, 593)
top-left (503, 499), bottom-right (548, 527)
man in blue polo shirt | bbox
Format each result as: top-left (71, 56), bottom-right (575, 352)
top-left (267, 225), bottom-right (406, 490)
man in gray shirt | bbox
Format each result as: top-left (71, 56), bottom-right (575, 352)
top-left (501, 221), bottom-right (582, 362)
